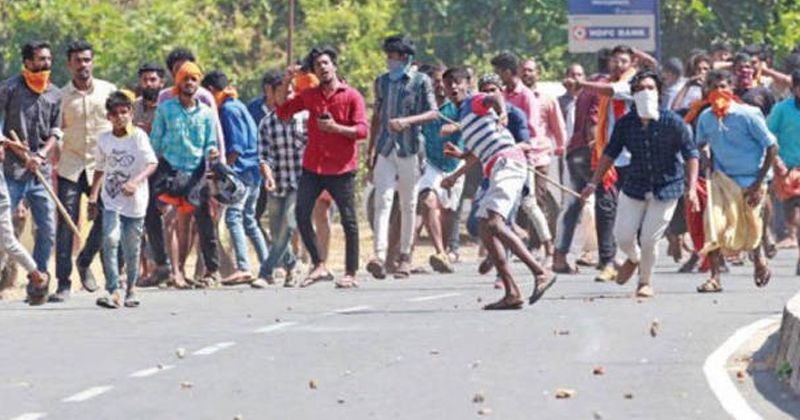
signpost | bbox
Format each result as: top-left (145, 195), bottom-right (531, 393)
top-left (568, 0), bottom-right (661, 59)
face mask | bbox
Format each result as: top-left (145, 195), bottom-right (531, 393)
top-left (633, 89), bottom-right (660, 120)
top-left (388, 57), bottom-right (411, 81)
top-left (141, 87), bottom-right (160, 102)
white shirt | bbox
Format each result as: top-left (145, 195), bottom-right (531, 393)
top-left (95, 127), bottom-right (157, 218)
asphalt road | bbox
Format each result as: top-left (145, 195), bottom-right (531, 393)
top-left (2, 249), bottom-right (800, 420)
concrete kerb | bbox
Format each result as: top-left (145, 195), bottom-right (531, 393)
top-left (774, 291), bottom-right (800, 393)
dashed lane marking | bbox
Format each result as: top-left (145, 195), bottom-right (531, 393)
top-left (192, 342), bottom-right (236, 356)
top-left (61, 386), bottom-right (113, 403)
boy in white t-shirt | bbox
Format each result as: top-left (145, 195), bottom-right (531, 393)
top-left (89, 91), bottom-right (158, 308)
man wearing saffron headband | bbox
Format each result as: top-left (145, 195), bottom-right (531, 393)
top-left (695, 69), bottom-right (778, 293)
top-left (150, 61), bottom-right (222, 287)
top-left (0, 40), bottom-right (61, 305)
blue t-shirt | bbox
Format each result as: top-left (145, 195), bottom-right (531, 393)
top-left (422, 100), bottom-right (463, 173)
top-left (696, 102), bottom-right (776, 188)
top-left (246, 96), bottom-right (267, 128)
top-left (767, 97), bottom-right (800, 168)
top-left (220, 98), bottom-right (261, 186)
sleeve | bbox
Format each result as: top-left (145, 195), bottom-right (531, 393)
top-left (419, 75), bottom-right (436, 113)
top-left (50, 93), bottom-right (64, 142)
top-left (349, 91), bottom-right (369, 139)
top-left (94, 138), bottom-right (106, 172)
top-left (149, 106), bottom-right (166, 155)
top-left (0, 81), bottom-right (9, 128)
top-left (507, 105), bottom-right (529, 143)
top-left (257, 118), bottom-right (270, 165)
top-left (139, 130), bottom-right (158, 165)
top-left (747, 109), bottom-right (777, 148)
top-left (766, 103), bottom-right (782, 135)
top-left (373, 77), bottom-right (383, 117)
top-left (547, 97), bottom-right (567, 150)
top-left (611, 81), bottom-right (632, 100)
top-left (276, 92), bottom-right (307, 121)
top-left (471, 94), bottom-right (490, 116)
top-left (204, 111), bottom-right (219, 156)
top-left (219, 107), bottom-right (246, 156)
top-left (675, 116), bottom-right (699, 160)
top-left (603, 120), bottom-right (625, 159)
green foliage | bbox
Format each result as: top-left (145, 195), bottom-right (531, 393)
top-left (0, 0), bottom-right (799, 102)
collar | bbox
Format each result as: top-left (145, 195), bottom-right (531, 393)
top-left (66, 78), bottom-right (95, 95)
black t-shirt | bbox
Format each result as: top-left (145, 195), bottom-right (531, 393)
top-left (735, 85), bottom-right (776, 117)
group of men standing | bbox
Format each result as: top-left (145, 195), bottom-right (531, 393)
top-left (1, 34), bottom-right (799, 310)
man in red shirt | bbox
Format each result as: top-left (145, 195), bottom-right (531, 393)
top-left (276, 47), bottom-right (368, 289)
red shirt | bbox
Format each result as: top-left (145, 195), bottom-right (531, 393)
top-left (277, 81), bottom-right (368, 175)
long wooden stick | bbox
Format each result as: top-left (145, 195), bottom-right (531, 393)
top-left (533, 167), bottom-right (581, 199)
top-left (7, 130), bottom-right (82, 242)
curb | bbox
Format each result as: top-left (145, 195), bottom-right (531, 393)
top-left (774, 291), bottom-right (800, 393)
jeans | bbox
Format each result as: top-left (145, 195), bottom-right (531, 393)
top-left (614, 193), bottom-right (678, 285)
top-left (6, 175), bottom-right (54, 273)
top-left (55, 172), bottom-right (104, 291)
top-left (225, 183), bottom-right (269, 273)
top-left (102, 210), bottom-right (144, 293)
top-left (0, 171), bottom-right (36, 273)
top-left (594, 166), bottom-right (627, 266)
top-left (373, 152), bottom-right (421, 260)
top-left (260, 191), bottom-right (297, 278)
top-left (296, 170), bottom-right (359, 274)
top-left (556, 147), bottom-right (594, 253)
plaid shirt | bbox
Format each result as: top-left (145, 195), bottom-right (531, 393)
top-left (604, 108), bottom-right (699, 201)
top-left (258, 109), bottom-right (308, 196)
top-left (374, 69), bottom-right (436, 158)
top-left (150, 98), bottom-right (218, 173)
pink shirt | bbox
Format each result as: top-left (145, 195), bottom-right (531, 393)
top-left (504, 82), bottom-right (567, 167)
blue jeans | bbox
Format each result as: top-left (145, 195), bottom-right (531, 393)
top-left (6, 175), bottom-right (55, 272)
top-left (225, 183), bottom-right (269, 273)
top-left (260, 191), bottom-right (297, 278)
top-left (102, 210), bottom-right (144, 293)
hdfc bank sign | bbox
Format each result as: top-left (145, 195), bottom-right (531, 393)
top-left (567, 0), bottom-right (658, 53)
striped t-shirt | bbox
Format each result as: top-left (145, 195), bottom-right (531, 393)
top-left (458, 94), bottom-right (524, 176)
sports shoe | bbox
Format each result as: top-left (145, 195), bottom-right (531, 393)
top-left (594, 264), bottom-right (618, 283)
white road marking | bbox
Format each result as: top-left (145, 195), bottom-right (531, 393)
top-left (62, 385), bottom-right (113, 403)
top-left (192, 341), bottom-right (236, 356)
top-left (8, 413), bottom-right (46, 420)
top-left (254, 321), bottom-right (298, 334)
top-left (406, 292), bottom-right (463, 302)
top-left (703, 316), bottom-right (779, 420)
top-left (129, 364), bottom-right (175, 378)
top-left (334, 305), bottom-right (372, 314)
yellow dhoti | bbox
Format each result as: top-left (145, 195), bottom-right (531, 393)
top-left (700, 171), bottom-right (766, 255)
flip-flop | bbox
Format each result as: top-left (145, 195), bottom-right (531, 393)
top-left (696, 278), bottom-right (722, 293)
top-left (334, 278), bottom-right (359, 289)
top-left (483, 296), bottom-right (524, 310)
top-left (300, 272), bottom-right (334, 288)
top-left (528, 273), bottom-right (557, 305)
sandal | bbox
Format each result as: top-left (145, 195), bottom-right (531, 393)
top-left (697, 278), bottom-right (723, 293)
top-left (366, 259), bottom-right (387, 280)
top-left (636, 284), bottom-right (654, 298)
top-left (221, 271), bottom-right (254, 286)
top-left (528, 272), bottom-right (557, 305)
top-left (552, 262), bottom-right (579, 275)
top-left (334, 277), bottom-right (359, 289)
top-left (754, 264), bottom-right (771, 288)
top-left (300, 272), bottom-right (334, 288)
top-left (483, 296), bottom-right (524, 310)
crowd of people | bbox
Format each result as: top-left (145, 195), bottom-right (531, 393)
top-left (1, 34), bottom-right (799, 310)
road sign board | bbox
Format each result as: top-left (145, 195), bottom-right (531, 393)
top-left (567, 0), bottom-right (659, 53)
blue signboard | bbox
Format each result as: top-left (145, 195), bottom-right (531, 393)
top-left (568, 0), bottom-right (660, 55)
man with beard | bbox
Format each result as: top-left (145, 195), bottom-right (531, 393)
top-left (150, 62), bottom-right (222, 287)
top-left (733, 52), bottom-right (777, 117)
top-left (276, 47), bottom-right (368, 289)
top-left (51, 40), bottom-right (117, 302)
top-left (133, 62), bottom-right (165, 134)
top-left (0, 41), bottom-right (61, 305)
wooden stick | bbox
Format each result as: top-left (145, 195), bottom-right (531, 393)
top-left (438, 111), bottom-right (461, 128)
top-left (532, 167), bottom-right (581, 199)
top-left (7, 131), bottom-right (82, 242)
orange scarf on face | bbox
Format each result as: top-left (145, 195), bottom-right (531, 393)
top-left (172, 62), bottom-right (203, 96)
top-left (213, 86), bottom-right (238, 108)
top-left (21, 68), bottom-right (51, 94)
top-left (683, 91), bottom-right (743, 124)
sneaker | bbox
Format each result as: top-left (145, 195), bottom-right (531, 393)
top-left (250, 278), bottom-right (272, 289)
top-left (96, 291), bottom-right (122, 309)
top-left (594, 264), bottom-right (618, 283)
top-left (47, 289), bottom-right (70, 303)
top-left (366, 258), bottom-right (387, 280)
top-left (78, 265), bottom-right (99, 292)
top-left (429, 253), bottom-right (454, 273)
top-left (124, 291), bottom-right (140, 308)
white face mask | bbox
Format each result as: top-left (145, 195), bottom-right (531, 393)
top-left (633, 89), bottom-right (660, 120)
